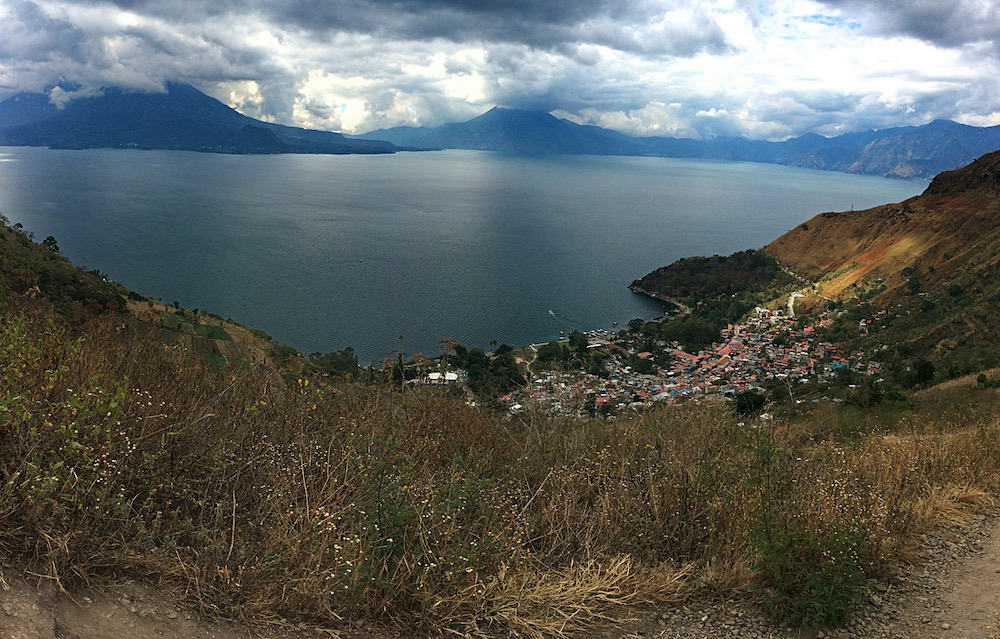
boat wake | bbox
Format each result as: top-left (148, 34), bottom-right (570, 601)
top-left (547, 309), bottom-right (578, 330)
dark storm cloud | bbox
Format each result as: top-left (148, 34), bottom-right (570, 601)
top-left (818, 0), bottom-right (1000, 50)
top-left (275, 0), bottom-right (730, 56)
top-left (41, 0), bottom-right (730, 56)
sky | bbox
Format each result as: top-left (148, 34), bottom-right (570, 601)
top-left (1, 0), bottom-right (999, 139)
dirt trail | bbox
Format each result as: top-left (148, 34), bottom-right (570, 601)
top-left (920, 516), bottom-right (1000, 639)
top-left (0, 576), bottom-right (387, 639)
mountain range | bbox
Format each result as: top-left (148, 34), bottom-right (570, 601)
top-left (0, 83), bottom-right (397, 155)
top-left (2, 82), bottom-right (999, 177)
top-left (360, 107), bottom-right (1000, 179)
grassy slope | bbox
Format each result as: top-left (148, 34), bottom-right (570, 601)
top-left (0, 217), bottom-right (125, 320)
top-left (0, 217), bottom-right (308, 379)
top-left (764, 150), bottom-right (1000, 299)
top-left (1, 255), bottom-right (1000, 634)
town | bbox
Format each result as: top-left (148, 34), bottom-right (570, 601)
top-left (416, 302), bottom-right (890, 417)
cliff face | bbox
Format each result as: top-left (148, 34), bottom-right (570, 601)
top-left (924, 149), bottom-right (1000, 197)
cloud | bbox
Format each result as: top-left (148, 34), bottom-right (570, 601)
top-left (817, 0), bottom-right (1000, 50)
top-left (33, 0), bottom-right (732, 56)
top-left (0, 0), bottom-right (997, 138)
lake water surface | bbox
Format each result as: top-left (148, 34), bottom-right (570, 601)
top-left (0, 147), bottom-right (923, 363)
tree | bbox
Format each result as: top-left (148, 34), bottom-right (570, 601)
top-left (915, 358), bottom-right (935, 387)
top-left (851, 377), bottom-right (882, 408)
top-left (734, 390), bottom-right (766, 415)
top-left (439, 337), bottom-right (458, 369)
top-left (568, 329), bottom-right (588, 354)
top-left (311, 347), bottom-right (359, 378)
top-left (42, 235), bottom-right (60, 253)
top-left (630, 357), bottom-right (654, 374)
top-left (537, 341), bottom-right (566, 362)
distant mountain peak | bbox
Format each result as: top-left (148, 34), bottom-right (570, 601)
top-left (0, 83), bottom-right (397, 156)
top-left (474, 106), bottom-right (561, 122)
top-left (926, 118), bottom-right (960, 128)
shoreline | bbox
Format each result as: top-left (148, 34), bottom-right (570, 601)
top-left (628, 284), bottom-right (692, 315)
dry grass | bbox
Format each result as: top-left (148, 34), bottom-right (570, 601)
top-left (910, 485), bottom-right (994, 530)
top-left (697, 555), bottom-right (753, 594)
top-left (917, 367), bottom-right (1000, 393)
top-left (434, 558), bottom-right (692, 637)
top-left (2, 289), bottom-right (1000, 635)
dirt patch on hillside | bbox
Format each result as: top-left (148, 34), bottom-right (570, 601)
top-left (0, 573), bottom-right (398, 639)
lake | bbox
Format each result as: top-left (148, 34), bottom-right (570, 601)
top-left (0, 147), bottom-right (923, 363)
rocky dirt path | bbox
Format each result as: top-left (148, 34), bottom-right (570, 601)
top-left (915, 515), bottom-right (1000, 639)
top-left (0, 576), bottom-right (398, 639)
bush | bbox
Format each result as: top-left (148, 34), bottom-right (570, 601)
top-left (753, 521), bottom-right (871, 629)
top-left (734, 390), bottom-right (766, 415)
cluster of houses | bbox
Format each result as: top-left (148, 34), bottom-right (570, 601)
top-left (502, 305), bottom-right (886, 416)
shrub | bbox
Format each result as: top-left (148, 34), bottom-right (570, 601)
top-left (752, 521), bottom-right (872, 629)
top-left (734, 390), bottom-right (766, 415)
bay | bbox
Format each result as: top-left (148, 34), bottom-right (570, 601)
top-left (0, 147), bottom-right (923, 364)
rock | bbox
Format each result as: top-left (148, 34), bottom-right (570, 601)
top-left (166, 610), bottom-right (178, 619)
top-left (941, 622), bottom-right (950, 630)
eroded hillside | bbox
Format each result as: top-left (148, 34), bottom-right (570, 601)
top-left (765, 150), bottom-right (1000, 297)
